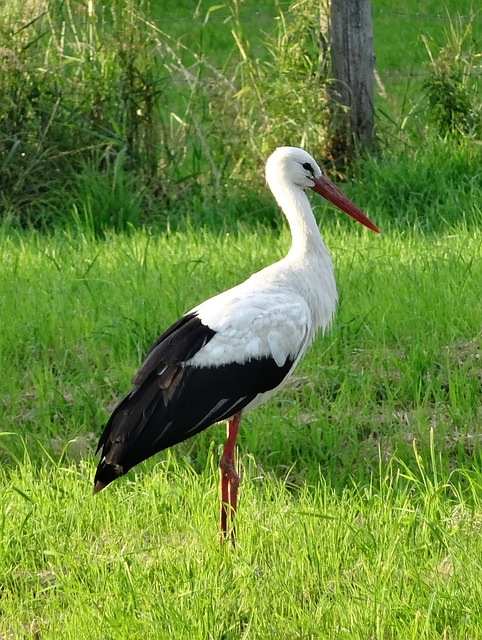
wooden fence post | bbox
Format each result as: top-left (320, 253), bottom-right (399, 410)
top-left (328, 0), bottom-right (376, 164)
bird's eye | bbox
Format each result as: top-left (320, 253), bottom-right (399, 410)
top-left (302, 162), bottom-right (314, 173)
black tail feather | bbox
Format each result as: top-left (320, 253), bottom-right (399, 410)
top-left (93, 356), bottom-right (294, 492)
top-left (93, 459), bottom-right (124, 493)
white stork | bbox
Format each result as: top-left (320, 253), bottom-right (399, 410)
top-left (93, 146), bottom-right (379, 541)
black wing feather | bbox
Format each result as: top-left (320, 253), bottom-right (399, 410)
top-left (94, 313), bottom-right (293, 490)
top-left (132, 312), bottom-right (216, 386)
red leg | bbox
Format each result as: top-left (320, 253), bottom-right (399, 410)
top-left (219, 412), bottom-right (241, 544)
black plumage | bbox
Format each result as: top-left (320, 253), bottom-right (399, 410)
top-left (93, 312), bottom-right (293, 492)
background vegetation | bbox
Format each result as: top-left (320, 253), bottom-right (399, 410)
top-left (1, 0), bottom-right (480, 229)
top-left (1, 0), bottom-right (482, 638)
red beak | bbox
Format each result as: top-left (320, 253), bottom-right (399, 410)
top-left (311, 175), bottom-right (379, 234)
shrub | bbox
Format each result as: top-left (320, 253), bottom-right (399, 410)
top-left (422, 15), bottom-right (481, 137)
top-left (0, 0), bottom-right (170, 227)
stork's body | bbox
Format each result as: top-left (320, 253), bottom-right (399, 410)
top-left (93, 147), bottom-right (379, 541)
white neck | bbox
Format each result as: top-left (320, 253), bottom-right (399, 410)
top-left (267, 177), bottom-right (338, 335)
top-left (269, 180), bottom-right (327, 261)
top-left (262, 148), bottom-right (339, 336)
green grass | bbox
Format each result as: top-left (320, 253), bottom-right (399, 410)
top-left (1, 0), bottom-right (482, 636)
top-left (2, 452), bottom-right (482, 639)
top-left (1, 206), bottom-right (482, 636)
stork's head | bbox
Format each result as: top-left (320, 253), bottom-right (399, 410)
top-left (266, 146), bottom-right (379, 234)
top-left (266, 147), bottom-right (323, 190)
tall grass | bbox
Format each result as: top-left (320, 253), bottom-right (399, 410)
top-left (0, 0), bottom-right (173, 226)
top-left (1, 0), bottom-right (480, 229)
top-left (422, 12), bottom-right (482, 137)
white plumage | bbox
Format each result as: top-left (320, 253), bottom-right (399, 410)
top-left (187, 146), bottom-right (342, 372)
top-left (93, 146), bottom-right (379, 542)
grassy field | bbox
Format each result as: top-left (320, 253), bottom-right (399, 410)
top-left (1, 0), bottom-right (482, 638)
top-left (1, 202), bottom-right (482, 637)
